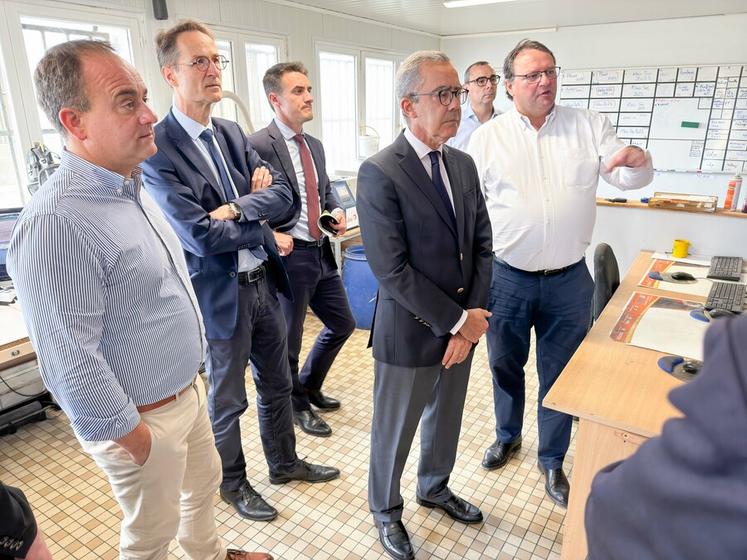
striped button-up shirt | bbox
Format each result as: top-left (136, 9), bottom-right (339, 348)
top-left (7, 151), bottom-right (205, 441)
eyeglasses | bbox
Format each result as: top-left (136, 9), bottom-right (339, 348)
top-left (513, 66), bottom-right (561, 84)
top-left (466, 74), bottom-right (500, 87)
top-left (174, 55), bottom-right (230, 72)
top-left (410, 87), bottom-right (468, 106)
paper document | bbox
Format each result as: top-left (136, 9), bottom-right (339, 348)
top-left (610, 292), bottom-right (708, 360)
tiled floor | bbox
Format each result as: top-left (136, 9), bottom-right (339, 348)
top-left (0, 315), bottom-right (574, 559)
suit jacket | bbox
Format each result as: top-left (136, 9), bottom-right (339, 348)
top-left (0, 483), bottom-right (37, 559)
top-left (142, 111), bottom-right (295, 340)
top-left (585, 314), bottom-right (747, 560)
top-left (356, 132), bottom-right (493, 367)
top-left (248, 121), bottom-right (341, 268)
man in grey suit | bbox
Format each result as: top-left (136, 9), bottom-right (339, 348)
top-left (357, 50), bottom-right (493, 560)
top-left (248, 62), bottom-right (355, 439)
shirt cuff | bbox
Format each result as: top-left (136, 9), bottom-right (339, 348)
top-left (72, 403), bottom-right (141, 442)
top-left (450, 310), bottom-right (468, 335)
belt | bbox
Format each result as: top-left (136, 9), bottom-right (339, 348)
top-left (238, 264), bottom-right (266, 285)
top-left (292, 237), bottom-right (326, 248)
top-left (136, 377), bottom-right (197, 413)
top-left (496, 257), bottom-right (581, 276)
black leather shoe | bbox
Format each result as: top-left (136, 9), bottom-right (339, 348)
top-left (376, 520), bottom-right (414, 560)
top-left (306, 388), bottom-right (341, 410)
top-left (481, 437), bottom-right (522, 470)
top-left (269, 459), bottom-right (340, 485)
top-left (416, 493), bottom-right (483, 524)
top-left (220, 481), bottom-right (278, 521)
top-left (293, 409), bottom-right (332, 437)
top-left (537, 462), bottom-right (570, 508)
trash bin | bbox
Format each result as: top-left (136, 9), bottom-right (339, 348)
top-left (342, 245), bottom-right (378, 330)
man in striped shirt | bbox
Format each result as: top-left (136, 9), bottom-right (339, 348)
top-left (8, 40), bottom-right (270, 560)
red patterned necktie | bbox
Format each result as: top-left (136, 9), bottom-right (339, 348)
top-left (293, 134), bottom-right (322, 240)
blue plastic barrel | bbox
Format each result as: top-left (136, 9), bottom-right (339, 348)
top-left (342, 245), bottom-right (378, 330)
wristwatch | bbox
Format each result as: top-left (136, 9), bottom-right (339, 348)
top-left (227, 202), bottom-right (242, 220)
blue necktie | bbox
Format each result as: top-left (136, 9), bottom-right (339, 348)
top-left (199, 128), bottom-right (266, 262)
top-left (428, 151), bottom-right (456, 225)
top-left (199, 128), bottom-right (234, 203)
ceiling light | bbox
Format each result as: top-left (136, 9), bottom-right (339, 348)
top-left (444, 0), bottom-right (519, 7)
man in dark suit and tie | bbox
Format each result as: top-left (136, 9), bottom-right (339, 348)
top-left (248, 62), bottom-right (356, 438)
top-left (142, 19), bottom-right (339, 523)
top-left (357, 50), bottom-right (493, 560)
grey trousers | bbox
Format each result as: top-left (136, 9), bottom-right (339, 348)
top-left (368, 354), bottom-right (473, 523)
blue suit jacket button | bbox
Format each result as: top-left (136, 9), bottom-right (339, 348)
top-left (229, 271), bottom-right (236, 278)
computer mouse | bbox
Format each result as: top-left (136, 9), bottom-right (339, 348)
top-left (671, 271), bottom-right (695, 281)
top-left (706, 308), bottom-right (736, 319)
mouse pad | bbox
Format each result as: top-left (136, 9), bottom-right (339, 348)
top-left (639, 259), bottom-right (746, 298)
top-left (611, 291), bottom-right (708, 361)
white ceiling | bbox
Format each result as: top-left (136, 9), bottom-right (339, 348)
top-left (273, 0), bottom-right (747, 36)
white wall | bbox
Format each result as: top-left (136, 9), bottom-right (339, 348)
top-left (441, 13), bottom-right (747, 267)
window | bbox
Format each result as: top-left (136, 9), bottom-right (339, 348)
top-left (213, 39), bottom-right (238, 123)
top-left (364, 57), bottom-right (397, 150)
top-left (0, 59), bottom-right (24, 208)
top-left (20, 16), bottom-right (134, 157)
top-left (245, 42), bottom-right (279, 131)
top-left (319, 50), bottom-right (358, 175)
top-left (317, 46), bottom-right (402, 175)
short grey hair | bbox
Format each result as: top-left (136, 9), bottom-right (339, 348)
top-left (34, 40), bottom-right (116, 137)
top-left (503, 39), bottom-right (555, 100)
top-left (463, 60), bottom-right (492, 84)
top-left (396, 50), bottom-right (451, 102)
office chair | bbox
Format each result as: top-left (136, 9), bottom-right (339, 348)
top-left (591, 243), bottom-right (620, 325)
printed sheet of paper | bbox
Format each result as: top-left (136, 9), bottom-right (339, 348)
top-left (610, 292), bottom-right (708, 360)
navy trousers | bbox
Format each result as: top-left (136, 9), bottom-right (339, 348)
top-left (206, 274), bottom-right (298, 492)
top-left (278, 243), bottom-right (355, 412)
top-left (485, 257), bottom-right (593, 470)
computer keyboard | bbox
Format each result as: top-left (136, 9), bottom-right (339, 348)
top-left (705, 281), bottom-right (746, 313)
top-left (707, 256), bottom-right (743, 282)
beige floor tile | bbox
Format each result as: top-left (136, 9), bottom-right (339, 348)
top-left (0, 315), bottom-right (575, 558)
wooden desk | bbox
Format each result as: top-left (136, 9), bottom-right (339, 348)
top-left (544, 251), bottom-right (702, 560)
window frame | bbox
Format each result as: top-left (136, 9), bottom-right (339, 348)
top-left (314, 40), bottom-right (405, 175)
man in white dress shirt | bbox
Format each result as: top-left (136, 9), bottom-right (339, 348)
top-left (447, 61), bottom-right (499, 151)
top-left (468, 39), bottom-right (653, 508)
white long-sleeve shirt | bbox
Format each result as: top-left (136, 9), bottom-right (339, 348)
top-left (468, 104), bottom-right (653, 271)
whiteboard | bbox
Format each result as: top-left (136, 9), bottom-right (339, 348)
top-left (559, 64), bottom-right (747, 173)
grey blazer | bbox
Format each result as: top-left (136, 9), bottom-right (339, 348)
top-left (356, 132), bottom-right (493, 367)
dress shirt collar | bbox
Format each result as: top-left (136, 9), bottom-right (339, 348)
top-left (463, 101), bottom-right (496, 123)
top-left (61, 149), bottom-right (142, 199)
top-left (171, 104), bottom-right (213, 140)
top-left (509, 104), bottom-right (557, 130)
top-left (273, 116), bottom-right (302, 141)
top-left (404, 126), bottom-right (443, 159)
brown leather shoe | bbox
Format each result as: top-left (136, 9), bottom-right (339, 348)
top-left (226, 549), bottom-right (274, 560)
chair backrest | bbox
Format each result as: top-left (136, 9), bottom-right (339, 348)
top-left (592, 243), bottom-right (620, 323)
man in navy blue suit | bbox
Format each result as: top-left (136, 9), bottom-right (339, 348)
top-left (585, 314), bottom-right (747, 560)
top-left (248, 62), bottom-right (355, 438)
top-left (142, 19), bottom-right (339, 523)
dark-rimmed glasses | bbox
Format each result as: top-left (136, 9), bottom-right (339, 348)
top-left (466, 74), bottom-right (500, 87)
top-left (513, 66), bottom-right (561, 84)
top-left (410, 87), bottom-right (468, 106)
top-left (174, 55), bottom-right (230, 72)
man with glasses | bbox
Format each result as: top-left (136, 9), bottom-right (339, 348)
top-left (142, 19), bottom-right (339, 524)
top-left (357, 50), bottom-right (493, 560)
top-left (468, 39), bottom-right (653, 508)
top-left (447, 61), bottom-right (500, 151)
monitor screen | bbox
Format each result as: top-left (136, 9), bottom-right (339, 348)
top-left (331, 180), bottom-right (355, 207)
top-left (0, 209), bottom-right (22, 281)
